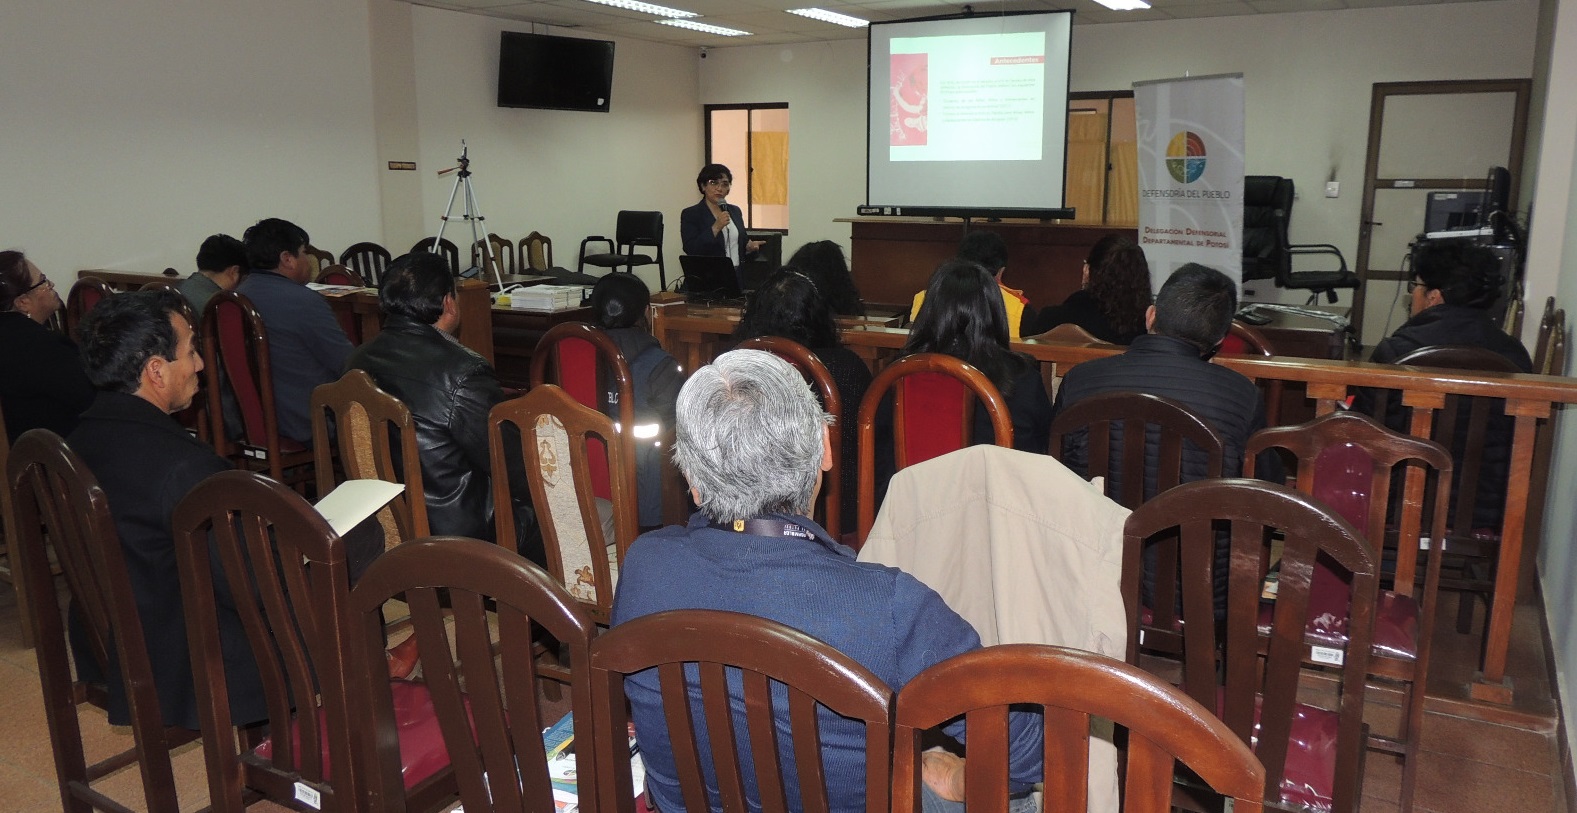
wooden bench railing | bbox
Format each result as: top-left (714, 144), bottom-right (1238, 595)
top-left (652, 306), bottom-right (1577, 705)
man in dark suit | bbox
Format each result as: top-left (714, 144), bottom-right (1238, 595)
top-left (679, 163), bottom-right (762, 269)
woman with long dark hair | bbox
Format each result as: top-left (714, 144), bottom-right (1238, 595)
top-left (735, 267), bottom-right (872, 525)
top-left (1028, 233), bottom-right (1151, 344)
top-left (786, 240), bottom-right (864, 317)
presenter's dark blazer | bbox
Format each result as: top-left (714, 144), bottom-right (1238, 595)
top-left (680, 198), bottom-right (751, 265)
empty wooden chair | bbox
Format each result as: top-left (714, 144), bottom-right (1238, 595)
top-left (1123, 478), bottom-right (1376, 813)
top-left (589, 609), bottom-right (893, 813)
top-left (490, 384), bottom-right (636, 625)
top-left (892, 645), bottom-right (1265, 813)
top-left (471, 233), bottom-right (516, 278)
top-left (311, 369), bottom-right (427, 544)
top-left (520, 230), bottom-right (569, 275)
top-left (1247, 409), bottom-right (1452, 813)
top-left (347, 537), bottom-right (598, 813)
top-left (412, 236), bottom-right (461, 277)
top-left (855, 352), bottom-right (1013, 546)
top-left (171, 470), bottom-right (457, 813)
top-left (8, 429), bottom-right (193, 813)
top-left (340, 242), bottom-right (393, 288)
top-left (735, 335), bottom-right (846, 538)
top-left (65, 275), bottom-right (115, 338)
top-left (202, 290), bottom-right (315, 489)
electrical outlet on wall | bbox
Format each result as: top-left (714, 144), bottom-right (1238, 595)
top-left (1325, 181), bottom-right (1340, 198)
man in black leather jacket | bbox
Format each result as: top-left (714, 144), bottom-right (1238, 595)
top-left (346, 252), bottom-right (543, 564)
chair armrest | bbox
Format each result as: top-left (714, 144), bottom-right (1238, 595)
top-left (579, 236), bottom-right (614, 259)
top-left (1288, 242), bottom-right (1351, 275)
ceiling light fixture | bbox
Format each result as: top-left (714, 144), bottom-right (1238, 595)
top-left (786, 7), bottom-right (869, 27)
top-left (657, 18), bottom-right (752, 35)
top-left (583, 0), bottom-right (698, 17)
top-left (1092, 0), bottom-right (1151, 9)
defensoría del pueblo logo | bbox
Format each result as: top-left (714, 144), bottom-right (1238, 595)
top-left (1166, 131), bottom-right (1207, 184)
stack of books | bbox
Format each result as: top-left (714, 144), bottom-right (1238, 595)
top-left (509, 285), bottom-right (584, 311)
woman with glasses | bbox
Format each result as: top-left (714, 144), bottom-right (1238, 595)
top-left (680, 163), bottom-right (762, 269)
top-left (0, 250), bottom-right (95, 441)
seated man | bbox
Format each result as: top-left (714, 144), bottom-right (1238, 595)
top-left (910, 230), bottom-right (1036, 339)
top-left (345, 251), bottom-right (543, 564)
top-left (1053, 263), bottom-right (1280, 614)
top-left (611, 349), bottom-right (1041, 812)
top-left (235, 217), bottom-right (354, 445)
top-left (179, 233), bottom-right (246, 319)
top-left (69, 291), bottom-right (384, 727)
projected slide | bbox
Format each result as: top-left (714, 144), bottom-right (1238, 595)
top-left (889, 33), bottom-right (1046, 162)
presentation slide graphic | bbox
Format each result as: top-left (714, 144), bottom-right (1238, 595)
top-left (889, 32), bottom-right (1046, 162)
top-left (890, 53), bottom-right (928, 147)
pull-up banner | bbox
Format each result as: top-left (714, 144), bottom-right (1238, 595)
top-left (1133, 73), bottom-right (1245, 292)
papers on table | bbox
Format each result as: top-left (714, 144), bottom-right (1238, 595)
top-left (313, 479), bottom-right (404, 537)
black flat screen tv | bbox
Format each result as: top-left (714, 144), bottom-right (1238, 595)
top-left (497, 31), bottom-right (615, 112)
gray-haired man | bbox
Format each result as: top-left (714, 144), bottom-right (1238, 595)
top-left (610, 349), bottom-right (1042, 812)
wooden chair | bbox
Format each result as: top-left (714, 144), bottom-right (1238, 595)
top-left (1246, 410), bottom-right (1452, 813)
top-left (316, 263), bottom-right (365, 287)
top-left (412, 236), bottom-right (461, 277)
top-left (855, 353), bottom-right (1013, 546)
top-left (891, 645), bottom-right (1266, 813)
top-left (471, 233), bottom-right (515, 278)
top-left (1525, 307), bottom-right (1566, 589)
top-left (347, 537), bottom-right (598, 813)
top-left (305, 244), bottom-right (336, 275)
top-left (340, 242), bottom-right (393, 288)
top-left (1501, 287), bottom-right (1524, 336)
top-left (201, 290), bottom-right (316, 489)
top-left (520, 231), bottom-right (562, 274)
top-left (1390, 344), bottom-right (1525, 634)
top-left (735, 336), bottom-right (846, 538)
top-left (311, 369), bottom-right (427, 544)
top-left (8, 430), bottom-right (195, 813)
top-left (579, 210), bottom-right (667, 289)
top-left (489, 384), bottom-right (637, 625)
top-left (1223, 319), bottom-right (1284, 425)
top-left (1532, 296), bottom-right (1558, 374)
top-left (1123, 478), bottom-right (1376, 813)
top-left (171, 470), bottom-right (456, 813)
top-left (65, 275), bottom-right (115, 339)
top-left (589, 609), bottom-right (893, 813)
top-left (0, 406), bottom-right (34, 648)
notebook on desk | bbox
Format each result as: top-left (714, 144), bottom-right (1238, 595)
top-left (679, 254), bottom-right (744, 301)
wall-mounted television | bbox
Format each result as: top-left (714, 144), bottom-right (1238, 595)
top-left (497, 31), bottom-right (615, 113)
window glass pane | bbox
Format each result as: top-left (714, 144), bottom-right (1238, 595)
top-left (750, 108), bottom-right (789, 230)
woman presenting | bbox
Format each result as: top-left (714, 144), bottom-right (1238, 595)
top-left (680, 163), bottom-right (762, 267)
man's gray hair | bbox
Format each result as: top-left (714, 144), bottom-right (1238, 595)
top-left (673, 349), bottom-right (833, 523)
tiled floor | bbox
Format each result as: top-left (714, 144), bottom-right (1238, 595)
top-left (0, 578), bottom-right (1567, 812)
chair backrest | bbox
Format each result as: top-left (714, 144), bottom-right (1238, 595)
top-left (137, 279), bottom-right (199, 325)
top-left (1222, 321), bottom-right (1283, 424)
top-left (530, 322), bottom-right (637, 501)
top-left (311, 369), bottom-right (427, 543)
top-left (347, 537), bottom-right (598, 813)
top-left (613, 210), bottom-right (664, 249)
top-left (202, 291), bottom-right (284, 474)
top-left (65, 276), bottom-right (115, 339)
top-left (589, 609), bottom-right (894, 813)
top-left (1502, 294), bottom-right (1524, 336)
top-left (412, 237), bottom-right (461, 277)
top-left (1540, 307), bottom-right (1567, 376)
top-left (1242, 176), bottom-right (1294, 282)
top-left (1392, 344), bottom-right (1524, 532)
top-left (340, 242), bottom-right (393, 288)
top-left (1049, 390), bottom-right (1226, 509)
top-left (1027, 322), bottom-right (1108, 344)
top-left (521, 231), bottom-right (555, 271)
top-left (734, 336), bottom-right (845, 538)
top-left (1123, 478), bottom-right (1375, 813)
top-left (315, 263), bottom-right (365, 287)
top-left (892, 645), bottom-right (1265, 813)
top-left (471, 234), bottom-right (515, 277)
top-left (7, 430), bottom-right (183, 812)
top-left (488, 384), bottom-right (637, 624)
top-left (1533, 296), bottom-right (1557, 372)
top-left (171, 470), bottom-right (357, 813)
top-left (856, 353), bottom-right (1013, 544)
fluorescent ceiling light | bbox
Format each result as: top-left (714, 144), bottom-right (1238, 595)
top-left (657, 18), bottom-right (751, 35)
top-left (1092, 0), bottom-right (1151, 9)
top-left (583, 0), bottom-right (698, 17)
top-left (786, 7), bottom-right (869, 27)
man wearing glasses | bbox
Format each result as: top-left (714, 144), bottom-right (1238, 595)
top-left (680, 163), bottom-right (763, 269)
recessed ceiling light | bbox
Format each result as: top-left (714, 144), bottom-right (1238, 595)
top-left (657, 19), bottom-right (752, 35)
top-left (1092, 0), bottom-right (1151, 9)
top-left (582, 0), bottom-right (698, 18)
top-left (786, 7), bottom-right (869, 27)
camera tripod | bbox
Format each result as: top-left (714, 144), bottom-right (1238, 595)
top-left (434, 139), bottom-right (502, 286)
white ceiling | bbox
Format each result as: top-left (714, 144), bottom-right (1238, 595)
top-left (400, 0), bottom-right (1493, 48)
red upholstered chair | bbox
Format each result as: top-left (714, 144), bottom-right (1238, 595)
top-left (1221, 319), bottom-right (1283, 426)
top-left (340, 242), bottom-right (393, 288)
top-left (855, 353), bottom-right (1012, 547)
top-left (8, 430), bottom-right (196, 813)
top-left (171, 471), bottom-right (456, 813)
top-left (65, 275), bottom-right (115, 339)
top-left (1246, 410), bottom-right (1452, 813)
top-left (1123, 479), bottom-right (1375, 813)
top-left (313, 264), bottom-right (366, 343)
top-left (891, 645), bottom-right (1266, 813)
top-left (201, 290), bottom-right (315, 489)
top-left (589, 609), bottom-right (893, 813)
top-left (735, 336), bottom-right (846, 538)
top-left (347, 537), bottom-right (598, 813)
top-left (412, 236), bottom-right (461, 277)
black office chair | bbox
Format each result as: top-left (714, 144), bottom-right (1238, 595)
top-left (578, 211), bottom-right (666, 289)
top-left (1243, 175), bottom-right (1357, 304)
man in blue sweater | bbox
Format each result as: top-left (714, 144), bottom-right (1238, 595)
top-left (611, 349), bottom-right (1041, 812)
